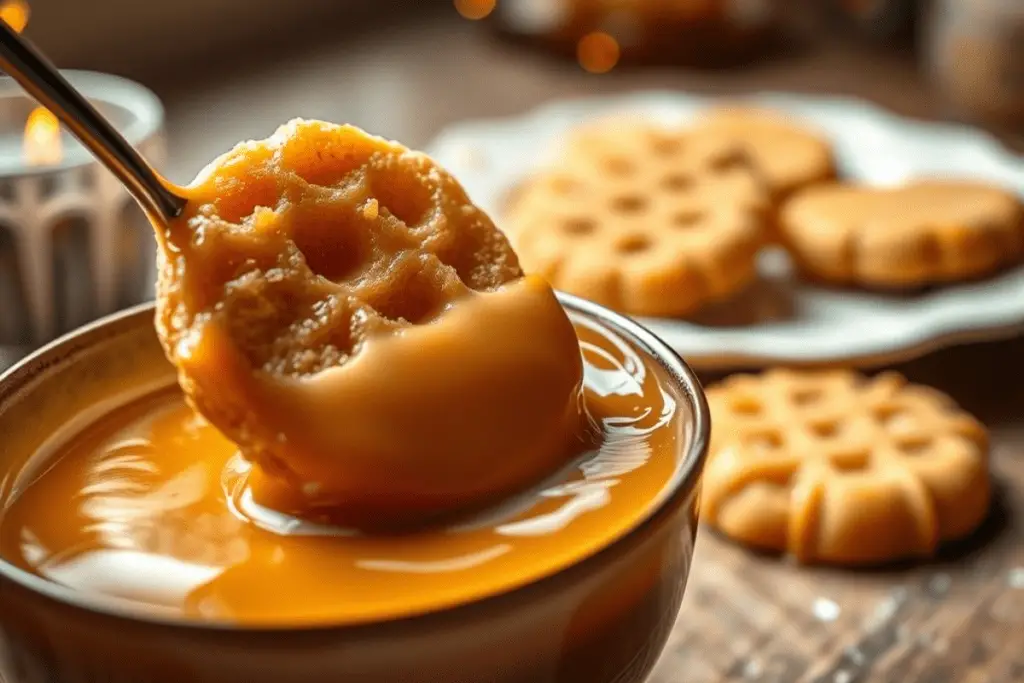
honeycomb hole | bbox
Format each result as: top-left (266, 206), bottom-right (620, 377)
top-left (562, 217), bottom-right (597, 236)
top-left (369, 165), bottom-right (435, 228)
top-left (225, 279), bottom-right (357, 377)
top-left (873, 404), bottom-right (900, 421)
top-left (791, 387), bottom-right (823, 406)
top-left (707, 148), bottom-right (746, 173)
top-left (616, 234), bottom-right (653, 255)
top-left (809, 420), bottom-right (840, 439)
top-left (289, 206), bottom-right (370, 284)
top-left (673, 209), bottom-right (705, 228)
top-left (662, 173), bottom-right (694, 192)
top-left (363, 257), bottom-right (455, 325)
top-left (828, 449), bottom-right (870, 472)
top-left (895, 436), bottom-right (933, 456)
top-left (874, 405), bottom-right (918, 433)
top-left (730, 395), bottom-right (762, 416)
top-left (611, 194), bottom-right (648, 214)
top-left (214, 174), bottom-right (282, 225)
top-left (431, 216), bottom-right (523, 293)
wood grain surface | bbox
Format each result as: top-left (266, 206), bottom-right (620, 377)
top-left (5, 5), bottom-right (1022, 681)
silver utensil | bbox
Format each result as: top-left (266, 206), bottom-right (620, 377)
top-left (0, 19), bottom-right (186, 222)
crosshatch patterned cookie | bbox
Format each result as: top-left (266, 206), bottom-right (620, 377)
top-left (691, 106), bottom-right (837, 199)
top-left (701, 369), bottom-right (991, 566)
top-left (503, 118), bottom-right (772, 317)
top-left (780, 180), bottom-right (1024, 289)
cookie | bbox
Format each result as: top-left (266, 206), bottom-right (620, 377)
top-left (701, 369), bottom-right (991, 566)
top-left (780, 180), bottom-right (1024, 289)
top-left (692, 106), bottom-right (837, 198)
top-left (503, 119), bottom-right (771, 317)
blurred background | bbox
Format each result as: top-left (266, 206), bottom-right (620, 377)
top-left (0, 0), bottom-right (1022, 363)
top-left (19, 0), bottom-right (1024, 183)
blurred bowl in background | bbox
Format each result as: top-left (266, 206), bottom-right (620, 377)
top-left (481, 0), bottom-right (781, 69)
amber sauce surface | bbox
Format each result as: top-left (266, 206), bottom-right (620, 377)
top-left (0, 316), bottom-right (682, 627)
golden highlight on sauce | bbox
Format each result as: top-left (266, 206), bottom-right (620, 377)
top-left (0, 316), bottom-right (682, 626)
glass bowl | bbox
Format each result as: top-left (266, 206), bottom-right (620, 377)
top-left (0, 293), bottom-right (709, 683)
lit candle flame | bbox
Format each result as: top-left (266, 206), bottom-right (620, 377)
top-left (23, 106), bottom-right (62, 166)
top-left (0, 0), bottom-right (30, 33)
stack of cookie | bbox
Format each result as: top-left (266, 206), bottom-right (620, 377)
top-left (503, 106), bottom-right (1024, 317)
top-left (503, 106), bottom-right (1018, 566)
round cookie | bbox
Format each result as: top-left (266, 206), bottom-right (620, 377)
top-left (701, 369), bottom-right (991, 566)
top-left (503, 119), bottom-right (772, 318)
top-left (780, 179), bottom-right (1024, 289)
top-left (692, 106), bottom-right (837, 198)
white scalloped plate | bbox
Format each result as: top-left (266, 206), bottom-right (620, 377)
top-left (428, 91), bottom-right (1024, 370)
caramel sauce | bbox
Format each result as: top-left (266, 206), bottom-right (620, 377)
top-left (0, 315), bottom-right (681, 627)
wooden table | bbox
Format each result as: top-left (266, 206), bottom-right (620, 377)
top-left (28, 8), bottom-right (1024, 681)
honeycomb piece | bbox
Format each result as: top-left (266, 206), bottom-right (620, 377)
top-left (157, 120), bottom-right (523, 415)
top-left (158, 119), bottom-right (521, 377)
top-left (503, 118), bottom-right (770, 318)
top-left (701, 369), bottom-right (991, 565)
top-left (154, 121), bottom-right (585, 524)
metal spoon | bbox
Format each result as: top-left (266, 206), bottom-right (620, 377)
top-left (0, 20), bottom-right (186, 222)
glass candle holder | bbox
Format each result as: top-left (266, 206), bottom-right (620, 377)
top-left (0, 70), bottom-right (165, 359)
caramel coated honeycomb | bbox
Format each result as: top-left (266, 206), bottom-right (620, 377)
top-left (504, 118), bottom-right (770, 317)
top-left (701, 369), bottom-right (991, 566)
top-left (155, 120), bottom-right (522, 456)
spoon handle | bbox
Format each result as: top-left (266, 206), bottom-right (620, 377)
top-left (0, 21), bottom-right (186, 221)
